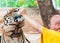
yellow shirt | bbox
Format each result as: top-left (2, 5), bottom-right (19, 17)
top-left (42, 27), bottom-right (60, 43)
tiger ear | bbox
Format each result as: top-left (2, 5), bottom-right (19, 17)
top-left (9, 8), bottom-right (15, 13)
top-left (9, 8), bottom-right (15, 16)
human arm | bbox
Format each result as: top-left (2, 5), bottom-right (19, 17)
top-left (19, 8), bottom-right (43, 33)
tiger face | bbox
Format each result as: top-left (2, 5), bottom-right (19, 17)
top-left (2, 9), bottom-right (30, 43)
top-left (3, 8), bottom-right (24, 33)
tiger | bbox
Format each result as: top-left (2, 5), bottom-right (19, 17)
top-left (1, 8), bottom-right (30, 43)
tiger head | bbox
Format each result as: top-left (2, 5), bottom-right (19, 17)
top-left (3, 8), bottom-right (25, 37)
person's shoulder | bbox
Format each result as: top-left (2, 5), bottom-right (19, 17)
top-left (42, 27), bottom-right (51, 33)
top-left (42, 27), bottom-right (49, 30)
top-left (42, 27), bottom-right (60, 35)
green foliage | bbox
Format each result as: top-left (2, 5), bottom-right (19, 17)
top-left (56, 0), bottom-right (60, 7)
top-left (17, 0), bottom-right (38, 8)
top-left (0, 0), bottom-right (37, 7)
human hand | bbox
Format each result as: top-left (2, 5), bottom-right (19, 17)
top-left (18, 8), bottom-right (27, 15)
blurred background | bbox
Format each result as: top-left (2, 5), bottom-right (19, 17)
top-left (0, 0), bottom-right (38, 7)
